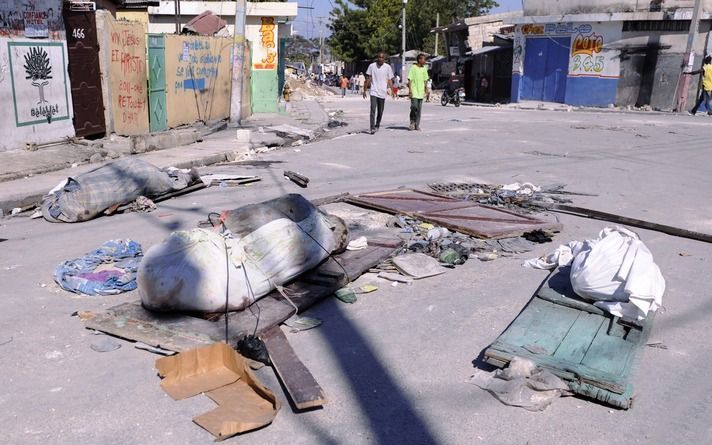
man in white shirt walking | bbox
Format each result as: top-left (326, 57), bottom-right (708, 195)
top-left (363, 52), bottom-right (394, 134)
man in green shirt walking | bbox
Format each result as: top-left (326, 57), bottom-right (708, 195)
top-left (407, 53), bottom-right (430, 131)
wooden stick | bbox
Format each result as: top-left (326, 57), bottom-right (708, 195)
top-left (543, 203), bottom-right (712, 244)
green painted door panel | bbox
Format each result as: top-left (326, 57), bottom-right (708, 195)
top-left (148, 34), bottom-right (167, 133)
top-left (484, 267), bottom-right (655, 409)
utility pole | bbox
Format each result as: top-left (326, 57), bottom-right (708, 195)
top-left (402, 0), bottom-right (407, 82)
top-left (173, 0), bottom-right (181, 34)
top-left (674, 0), bottom-right (704, 112)
top-left (230, 0), bottom-right (247, 124)
top-left (318, 18), bottom-right (324, 65)
top-left (434, 12), bottom-right (439, 57)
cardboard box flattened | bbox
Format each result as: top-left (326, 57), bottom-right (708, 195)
top-left (195, 381), bottom-right (281, 439)
top-left (155, 343), bottom-right (280, 439)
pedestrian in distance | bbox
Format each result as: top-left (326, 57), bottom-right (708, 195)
top-left (350, 74), bottom-right (357, 94)
top-left (340, 75), bottom-right (349, 98)
top-left (684, 55), bottom-right (712, 116)
top-left (426, 78), bottom-right (433, 102)
top-left (357, 72), bottom-right (366, 94)
top-left (392, 75), bottom-right (400, 100)
top-left (363, 52), bottom-right (394, 134)
top-left (407, 53), bottom-right (430, 131)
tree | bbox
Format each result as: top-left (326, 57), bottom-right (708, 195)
top-left (327, 0), bottom-right (498, 62)
top-left (24, 46), bottom-right (52, 104)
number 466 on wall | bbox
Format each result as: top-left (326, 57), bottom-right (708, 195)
top-left (72, 28), bottom-right (85, 39)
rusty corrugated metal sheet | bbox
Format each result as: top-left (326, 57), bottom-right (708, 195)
top-left (346, 189), bottom-right (562, 239)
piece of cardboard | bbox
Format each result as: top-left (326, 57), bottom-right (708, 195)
top-left (156, 343), bottom-right (280, 439)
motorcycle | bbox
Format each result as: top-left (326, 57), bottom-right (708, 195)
top-left (441, 87), bottom-right (465, 107)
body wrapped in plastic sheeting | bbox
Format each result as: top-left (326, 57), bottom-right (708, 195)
top-left (41, 159), bottom-right (196, 223)
top-left (138, 194), bottom-right (349, 313)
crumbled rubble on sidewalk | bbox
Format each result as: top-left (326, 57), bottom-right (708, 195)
top-left (55, 239), bottom-right (142, 296)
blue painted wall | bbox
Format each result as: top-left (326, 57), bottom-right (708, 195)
top-left (564, 77), bottom-right (618, 107)
top-left (511, 73), bottom-right (521, 103)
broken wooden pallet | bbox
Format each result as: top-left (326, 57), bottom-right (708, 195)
top-left (82, 238), bottom-right (402, 352)
top-left (483, 266), bottom-right (654, 409)
top-left (345, 189), bottom-right (562, 239)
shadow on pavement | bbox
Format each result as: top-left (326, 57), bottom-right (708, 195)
top-left (316, 301), bottom-right (440, 445)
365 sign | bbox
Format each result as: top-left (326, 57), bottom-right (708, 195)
top-left (7, 41), bottom-right (71, 127)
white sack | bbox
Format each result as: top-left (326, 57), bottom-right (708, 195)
top-left (138, 195), bottom-right (345, 313)
top-left (524, 227), bottom-right (665, 320)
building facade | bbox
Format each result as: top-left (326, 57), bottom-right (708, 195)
top-left (510, 0), bottom-right (712, 109)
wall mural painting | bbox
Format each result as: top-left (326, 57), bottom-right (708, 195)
top-left (253, 17), bottom-right (276, 70)
top-left (8, 41), bottom-right (69, 127)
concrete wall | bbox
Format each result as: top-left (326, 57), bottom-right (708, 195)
top-left (467, 21), bottom-right (507, 51)
top-left (97, 12), bottom-right (150, 135)
top-left (164, 34), bottom-right (233, 127)
top-left (246, 16), bottom-right (279, 113)
top-left (615, 22), bottom-right (710, 109)
top-left (522, 0), bottom-right (712, 15)
top-left (0, 0), bottom-right (74, 151)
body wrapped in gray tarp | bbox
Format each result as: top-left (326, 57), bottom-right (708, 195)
top-left (41, 159), bottom-right (196, 222)
top-left (138, 194), bottom-right (349, 313)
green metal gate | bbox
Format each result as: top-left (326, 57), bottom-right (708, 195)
top-left (148, 34), bottom-right (167, 133)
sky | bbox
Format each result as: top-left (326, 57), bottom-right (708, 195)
top-left (290, 0), bottom-right (524, 39)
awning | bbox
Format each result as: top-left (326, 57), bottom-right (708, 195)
top-left (466, 45), bottom-right (509, 57)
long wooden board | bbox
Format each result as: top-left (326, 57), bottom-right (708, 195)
top-left (83, 239), bottom-right (402, 352)
top-left (262, 326), bottom-right (326, 410)
top-left (483, 267), bottom-right (654, 409)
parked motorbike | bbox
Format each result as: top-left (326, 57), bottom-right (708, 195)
top-left (441, 87), bottom-right (465, 107)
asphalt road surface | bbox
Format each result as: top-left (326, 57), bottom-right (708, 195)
top-left (1, 96), bottom-right (711, 444)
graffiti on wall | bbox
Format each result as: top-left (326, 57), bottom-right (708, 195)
top-left (253, 17), bottom-right (276, 70)
top-left (571, 31), bottom-right (605, 74)
top-left (108, 21), bottom-right (148, 134)
top-left (173, 38), bottom-right (222, 93)
top-left (8, 41), bottom-right (69, 126)
top-left (0, 0), bottom-right (64, 39)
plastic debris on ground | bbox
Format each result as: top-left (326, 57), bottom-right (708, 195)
top-left (346, 236), bottom-right (368, 251)
top-left (468, 356), bottom-right (572, 411)
top-left (523, 226), bottom-right (665, 320)
top-left (334, 287), bottom-right (358, 303)
top-left (54, 239), bottom-right (143, 296)
top-left (283, 314), bottom-right (322, 333)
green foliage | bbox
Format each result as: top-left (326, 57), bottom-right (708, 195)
top-left (284, 35), bottom-right (319, 64)
top-left (328, 0), bottom-right (499, 62)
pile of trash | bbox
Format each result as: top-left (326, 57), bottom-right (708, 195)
top-left (387, 215), bottom-right (546, 264)
top-left (428, 182), bottom-right (592, 209)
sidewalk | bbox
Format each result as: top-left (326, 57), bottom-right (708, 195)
top-left (0, 99), bottom-right (329, 214)
top-left (461, 99), bottom-right (678, 115)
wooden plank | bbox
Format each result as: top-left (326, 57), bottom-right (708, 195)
top-left (552, 312), bottom-right (605, 363)
top-left (83, 303), bottom-right (223, 352)
top-left (580, 319), bottom-right (635, 376)
top-left (82, 240), bottom-right (401, 352)
top-left (497, 298), bottom-right (580, 355)
top-left (261, 326), bottom-right (326, 410)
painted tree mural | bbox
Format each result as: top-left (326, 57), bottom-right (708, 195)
top-left (24, 46), bottom-right (53, 104)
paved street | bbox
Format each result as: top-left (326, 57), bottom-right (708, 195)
top-left (1, 97), bottom-right (711, 444)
